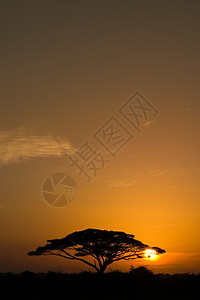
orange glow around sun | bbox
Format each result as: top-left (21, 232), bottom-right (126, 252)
top-left (144, 249), bottom-right (157, 260)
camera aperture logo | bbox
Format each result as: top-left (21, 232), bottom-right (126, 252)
top-left (42, 173), bottom-right (77, 207)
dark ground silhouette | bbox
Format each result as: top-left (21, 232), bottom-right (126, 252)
top-left (0, 267), bottom-right (200, 300)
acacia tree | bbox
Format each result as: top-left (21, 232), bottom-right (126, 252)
top-left (28, 228), bottom-right (165, 273)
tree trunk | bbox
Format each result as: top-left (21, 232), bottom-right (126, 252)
top-left (98, 264), bottom-right (107, 274)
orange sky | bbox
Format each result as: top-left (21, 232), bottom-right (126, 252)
top-left (0, 0), bottom-right (200, 274)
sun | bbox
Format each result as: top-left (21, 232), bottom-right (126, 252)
top-left (144, 249), bottom-right (157, 260)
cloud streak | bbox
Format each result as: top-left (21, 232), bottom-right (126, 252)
top-left (107, 180), bottom-right (138, 188)
top-left (141, 224), bottom-right (183, 228)
top-left (0, 128), bottom-right (76, 167)
top-left (149, 169), bottom-right (166, 176)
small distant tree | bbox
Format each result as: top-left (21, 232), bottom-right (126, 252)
top-left (28, 228), bottom-right (165, 273)
top-left (129, 265), bottom-right (154, 277)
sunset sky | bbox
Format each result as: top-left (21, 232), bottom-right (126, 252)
top-left (0, 0), bottom-right (200, 274)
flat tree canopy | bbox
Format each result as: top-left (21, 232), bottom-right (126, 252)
top-left (28, 228), bottom-right (165, 273)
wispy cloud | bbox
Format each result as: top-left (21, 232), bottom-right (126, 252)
top-left (107, 180), bottom-right (138, 188)
top-left (141, 224), bottom-right (182, 228)
top-left (0, 128), bottom-right (76, 167)
top-left (141, 119), bottom-right (157, 128)
top-left (149, 169), bottom-right (166, 176)
top-left (0, 204), bottom-right (10, 210)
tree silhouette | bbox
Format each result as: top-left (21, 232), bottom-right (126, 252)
top-left (28, 228), bottom-right (165, 273)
